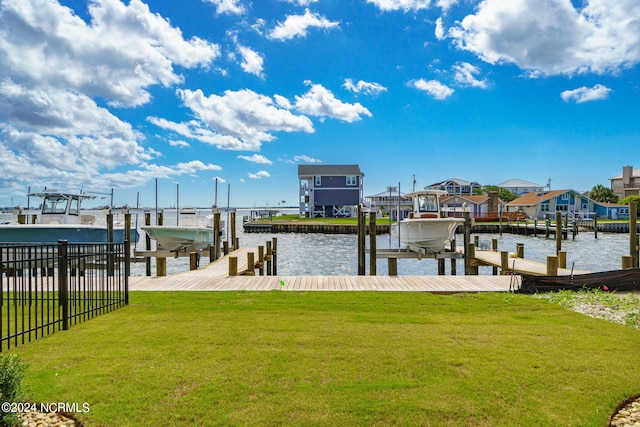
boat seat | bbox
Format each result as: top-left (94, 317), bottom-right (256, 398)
top-left (419, 213), bottom-right (438, 219)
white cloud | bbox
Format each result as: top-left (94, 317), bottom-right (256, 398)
top-left (281, 0), bottom-right (318, 5)
top-left (175, 88), bottom-right (315, 150)
top-left (366, 0), bottom-right (431, 12)
top-left (560, 84), bottom-right (612, 103)
top-left (436, 0), bottom-right (460, 10)
top-left (409, 79), bottom-right (454, 100)
top-left (248, 170), bottom-right (270, 179)
top-left (268, 9), bottom-right (339, 41)
top-left (238, 154), bottom-right (274, 164)
top-left (237, 45), bottom-right (265, 78)
top-left (294, 82), bottom-right (372, 122)
top-left (0, 0), bottom-right (220, 108)
top-left (203, 0), bottom-right (246, 15)
top-left (169, 140), bottom-right (190, 148)
top-left (452, 62), bottom-right (487, 88)
top-left (434, 17), bottom-right (446, 40)
top-left (448, 0), bottom-right (640, 76)
top-left (294, 155), bottom-right (322, 163)
top-left (343, 79), bottom-right (387, 95)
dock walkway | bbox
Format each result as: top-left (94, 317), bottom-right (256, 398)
top-left (129, 248), bottom-right (520, 292)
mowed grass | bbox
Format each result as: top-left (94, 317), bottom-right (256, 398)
top-left (9, 291), bottom-right (640, 426)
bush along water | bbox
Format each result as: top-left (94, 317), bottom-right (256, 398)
top-left (0, 354), bottom-right (28, 427)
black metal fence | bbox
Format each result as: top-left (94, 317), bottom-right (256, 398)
top-left (0, 240), bottom-right (129, 351)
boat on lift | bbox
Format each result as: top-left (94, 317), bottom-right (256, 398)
top-left (142, 207), bottom-right (220, 253)
top-left (390, 190), bottom-right (464, 253)
top-left (0, 190), bottom-right (138, 244)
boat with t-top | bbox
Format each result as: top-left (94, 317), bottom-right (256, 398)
top-left (390, 190), bottom-right (464, 253)
top-left (0, 190), bottom-right (137, 244)
top-left (141, 207), bottom-right (221, 253)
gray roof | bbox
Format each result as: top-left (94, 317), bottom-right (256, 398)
top-left (610, 168), bottom-right (640, 180)
top-left (497, 179), bottom-right (544, 188)
top-left (298, 164), bottom-right (363, 176)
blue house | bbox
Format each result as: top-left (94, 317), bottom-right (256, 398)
top-left (298, 165), bottom-right (364, 217)
top-left (506, 189), bottom-right (628, 219)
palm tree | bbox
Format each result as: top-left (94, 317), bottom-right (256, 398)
top-left (590, 184), bottom-right (618, 203)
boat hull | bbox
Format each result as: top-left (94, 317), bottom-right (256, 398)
top-left (0, 224), bottom-right (137, 244)
top-left (391, 218), bottom-right (464, 252)
top-left (142, 226), bottom-right (214, 252)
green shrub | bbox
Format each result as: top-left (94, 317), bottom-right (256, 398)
top-left (0, 354), bottom-right (28, 427)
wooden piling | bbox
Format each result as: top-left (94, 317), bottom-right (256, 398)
top-left (492, 239), bottom-right (498, 275)
top-left (369, 212), bottom-right (377, 276)
top-left (437, 258), bottom-right (445, 275)
top-left (223, 240), bottom-right (229, 256)
top-left (229, 256), bottom-right (238, 276)
top-left (555, 212), bottom-right (562, 255)
top-left (594, 214), bottom-right (598, 239)
top-left (463, 211), bottom-right (471, 275)
top-left (357, 205), bottom-right (365, 276)
top-left (189, 250), bottom-right (198, 271)
top-left (156, 211), bottom-right (166, 277)
top-left (630, 201), bottom-right (638, 268)
top-left (230, 211), bottom-right (237, 250)
top-left (546, 255), bottom-right (558, 276)
top-left (450, 239), bottom-right (457, 276)
top-left (558, 251), bottom-right (567, 269)
top-left (144, 212), bottom-right (151, 276)
top-left (516, 243), bottom-right (524, 258)
top-left (266, 240), bottom-right (272, 276)
top-left (622, 255), bottom-right (634, 269)
top-left (388, 257), bottom-right (398, 276)
top-left (212, 212), bottom-right (221, 261)
top-left (272, 238), bottom-right (278, 275)
top-left (258, 245), bottom-right (265, 276)
top-left (468, 242), bottom-right (478, 275)
top-left (247, 252), bottom-right (255, 275)
top-left (500, 251), bottom-right (509, 273)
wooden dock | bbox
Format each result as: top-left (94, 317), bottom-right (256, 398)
top-left (128, 247), bottom-right (520, 292)
top-left (472, 249), bottom-right (591, 276)
top-left (128, 274), bottom-right (519, 292)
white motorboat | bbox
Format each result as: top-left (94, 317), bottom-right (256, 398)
top-left (0, 190), bottom-right (137, 244)
top-left (142, 207), bottom-right (220, 252)
top-left (390, 190), bottom-right (464, 253)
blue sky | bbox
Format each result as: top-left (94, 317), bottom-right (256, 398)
top-left (1, 0), bottom-right (639, 208)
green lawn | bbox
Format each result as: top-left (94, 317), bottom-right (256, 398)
top-left (8, 291), bottom-right (640, 426)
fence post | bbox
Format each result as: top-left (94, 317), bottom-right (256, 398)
top-left (124, 240), bottom-right (130, 305)
top-left (58, 240), bottom-right (69, 331)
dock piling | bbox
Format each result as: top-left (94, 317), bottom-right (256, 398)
top-left (546, 255), bottom-right (558, 276)
top-left (388, 257), bottom-right (397, 276)
top-left (369, 212), bottom-right (377, 276)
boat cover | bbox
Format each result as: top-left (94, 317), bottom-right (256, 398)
top-left (516, 268), bottom-right (640, 294)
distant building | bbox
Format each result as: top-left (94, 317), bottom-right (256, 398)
top-left (610, 166), bottom-right (640, 199)
top-left (298, 164), bottom-right (364, 217)
top-left (365, 187), bottom-right (412, 220)
top-left (505, 190), bottom-right (595, 219)
top-left (441, 193), bottom-right (503, 220)
top-left (496, 179), bottom-right (545, 196)
top-left (424, 178), bottom-right (480, 196)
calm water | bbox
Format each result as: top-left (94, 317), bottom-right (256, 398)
top-left (1, 209), bottom-right (633, 276)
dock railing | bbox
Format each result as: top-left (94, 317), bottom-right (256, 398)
top-left (0, 240), bottom-right (129, 351)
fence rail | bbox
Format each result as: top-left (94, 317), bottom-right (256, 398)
top-left (0, 240), bottom-right (129, 351)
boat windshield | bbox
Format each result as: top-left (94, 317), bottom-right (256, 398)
top-left (417, 194), bottom-right (439, 213)
top-left (42, 196), bottom-right (74, 215)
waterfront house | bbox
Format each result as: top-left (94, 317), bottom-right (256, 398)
top-left (441, 193), bottom-right (503, 221)
top-left (505, 189), bottom-right (595, 219)
top-left (496, 179), bottom-right (545, 196)
top-left (298, 164), bottom-right (364, 218)
top-left (592, 202), bottom-right (630, 220)
top-left (365, 187), bottom-right (412, 220)
top-left (424, 178), bottom-right (480, 196)
top-left (610, 166), bottom-right (640, 199)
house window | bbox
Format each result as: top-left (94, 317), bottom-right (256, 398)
top-left (556, 205), bottom-right (568, 211)
top-left (540, 204), bottom-right (549, 212)
top-left (561, 193), bottom-right (569, 201)
top-left (315, 176), bottom-right (321, 186)
top-left (620, 208), bottom-right (630, 214)
top-left (346, 176), bottom-right (357, 186)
